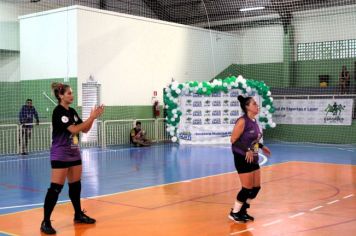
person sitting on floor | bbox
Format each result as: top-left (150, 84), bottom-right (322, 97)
top-left (130, 121), bottom-right (151, 147)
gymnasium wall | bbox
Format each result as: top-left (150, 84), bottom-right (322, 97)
top-left (76, 6), bottom-right (239, 106)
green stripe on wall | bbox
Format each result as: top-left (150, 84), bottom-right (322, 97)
top-left (215, 58), bottom-right (355, 88)
top-left (99, 106), bottom-right (159, 120)
top-left (214, 63), bottom-right (285, 88)
top-left (20, 78), bottom-right (78, 122)
top-left (264, 120), bottom-right (356, 144)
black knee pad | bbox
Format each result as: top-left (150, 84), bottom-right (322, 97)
top-left (47, 183), bottom-right (63, 196)
top-left (249, 186), bottom-right (261, 199)
top-left (237, 187), bottom-right (251, 203)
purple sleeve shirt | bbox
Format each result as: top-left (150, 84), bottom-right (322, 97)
top-left (50, 105), bottom-right (83, 162)
top-left (231, 114), bottom-right (261, 156)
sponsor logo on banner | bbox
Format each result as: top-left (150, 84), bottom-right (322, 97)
top-left (212, 101), bottom-right (221, 107)
top-left (204, 100), bottom-right (211, 107)
top-left (222, 93), bottom-right (229, 97)
top-left (212, 118), bottom-right (221, 124)
top-left (230, 101), bottom-right (239, 107)
top-left (212, 93), bottom-right (221, 97)
top-left (223, 100), bottom-right (229, 106)
top-left (230, 91), bottom-right (238, 97)
top-left (223, 109), bottom-right (229, 116)
top-left (230, 110), bottom-right (239, 116)
top-left (230, 118), bottom-right (237, 124)
top-left (273, 98), bottom-right (353, 125)
top-left (193, 94), bottom-right (202, 97)
top-left (193, 119), bottom-right (202, 125)
top-left (185, 99), bottom-right (192, 106)
top-left (212, 110), bottom-right (221, 116)
top-left (185, 117), bottom-right (192, 124)
top-left (179, 131), bottom-right (192, 140)
top-left (193, 110), bottom-right (202, 116)
top-left (204, 118), bottom-right (211, 124)
top-left (324, 102), bottom-right (346, 123)
top-left (223, 117), bottom-right (229, 124)
top-left (186, 109), bottom-right (192, 115)
top-left (193, 101), bottom-right (202, 107)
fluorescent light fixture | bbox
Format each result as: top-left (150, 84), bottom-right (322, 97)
top-left (239, 6), bottom-right (265, 12)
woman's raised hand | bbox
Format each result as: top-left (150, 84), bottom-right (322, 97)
top-left (90, 104), bottom-right (105, 119)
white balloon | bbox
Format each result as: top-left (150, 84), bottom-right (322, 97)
top-left (267, 91), bottom-right (271, 96)
top-left (223, 83), bottom-right (228, 87)
top-left (271, 122), bottom-right (276, 128)
top-left (171, 136), bottom-right (178, 142)
top-left (176, 89), bottom-right (181, 94)
top-left (173, 114), bottom-right (178, 118)
top-left (246, 87), bottom-right (251, 93)
top-left (171, 118), bottom-right (175, 122)
top-left (169, 131), bottom-right (175, 136)
top-left (172, 109), bottom-right (177, 114)
top-left (270, 97), bottom-right (274, 102)
top-left (202, 87), bottom-right (207, 92)
top-left (266, 105), bottom-right (271, 110)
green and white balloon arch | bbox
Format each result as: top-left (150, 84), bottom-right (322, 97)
top-left (164, 75), bottom-right (276, 142)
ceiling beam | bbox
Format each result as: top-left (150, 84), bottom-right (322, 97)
top-left (163, 0), bottom-right (202, 8)
top-left (142, 0), bottom-right (173, 22)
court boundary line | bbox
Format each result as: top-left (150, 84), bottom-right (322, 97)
top-left (286, 160), bottom-right (356, 167)
top-left (2, 161), bottom-right (296, 216)
top-left (1, 160), bottom-right (354, 216)
top-left (0, 230), bottom-right (18, 236)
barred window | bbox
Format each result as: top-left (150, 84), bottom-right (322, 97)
top-left (297, 39), bottom-right (356, 61)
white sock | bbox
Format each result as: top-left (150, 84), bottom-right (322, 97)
top-left (232, 201), bottom-right (242, 213)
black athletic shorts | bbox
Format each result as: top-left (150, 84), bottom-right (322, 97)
top-left (51, 160), bottom-right (82, 169)
top-left (233, 152), bottom-right (260, 174)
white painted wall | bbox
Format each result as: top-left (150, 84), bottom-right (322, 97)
top-left (0, 52), bottom-right (20, 82)
top-left (76, 6), bottom-right (239, 105)
top-left (18, 5), bottom-right (239, 105)
top-left (293, 5), bottom-right (356, 60)
top-left (19, 7), bottom-right (77, 80)
top-left (232, 25), bottom-right (284, 64)
top-left (293, 5), bottom-right (356, 43)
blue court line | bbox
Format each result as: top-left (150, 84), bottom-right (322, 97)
top-left (0, 143), bottom-right (355, 215)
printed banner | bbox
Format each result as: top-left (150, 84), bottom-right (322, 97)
top-left (273, 99), bottom-right (354, 125)
top-left (177, 90), bottom-right (261, 144)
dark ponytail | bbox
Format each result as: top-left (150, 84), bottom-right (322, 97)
top-left (51, 82), bottom-right (70, 103)
top-left (238, 95), bottom-right (253, 114)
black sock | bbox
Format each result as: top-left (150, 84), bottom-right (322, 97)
top-left (43, 183), bottom-right (63, 221)
top-left (239, 202), bottom-right (249, 214)
top-left (68, 181), bottom-right (82, 216)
